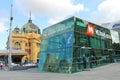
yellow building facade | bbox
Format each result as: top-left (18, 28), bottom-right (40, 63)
top-left (7, 18), bottom-right (42, 63)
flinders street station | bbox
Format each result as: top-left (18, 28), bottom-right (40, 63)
top-left (0, 16), bottom-right (42, 64)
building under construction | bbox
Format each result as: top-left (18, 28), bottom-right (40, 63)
top-left (38, 17), bottom-right (114, 73)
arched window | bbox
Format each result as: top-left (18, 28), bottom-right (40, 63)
top-left (29, 43), bottom-right (31, 47)
top-left (38, 29), bottom-right (40, 34)
top-left (25, 43), bottom-right (27, 46)
top-left (15, 42), bottom-right (20, 46)
top-left (23, 28), bottom-right (26, 32)
top-left (14, 42), bottom-right (21, 50)
top-left (36, 43), bottom-right (40, 47)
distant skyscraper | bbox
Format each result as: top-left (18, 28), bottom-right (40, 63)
top-left (101, 21), bottom-right (120, 43)
top-left (101, 22), bottom-right (112, 29)
top-left (112, 21), bottom-right (120, 43)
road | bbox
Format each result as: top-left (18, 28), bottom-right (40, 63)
top-left (0, 63), bottom-right (120, 80)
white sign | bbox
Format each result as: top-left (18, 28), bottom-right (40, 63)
top-left (95, 29), bottom-right (111, 39)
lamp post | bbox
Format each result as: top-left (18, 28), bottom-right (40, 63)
top-left (8, 4), bottom-right (13, 70)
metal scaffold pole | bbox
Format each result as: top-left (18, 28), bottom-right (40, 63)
top-left (8, 4), bottom-right (13, 70)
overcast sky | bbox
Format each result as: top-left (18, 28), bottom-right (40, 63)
top-left (0, 0), bottom-right (120, 49)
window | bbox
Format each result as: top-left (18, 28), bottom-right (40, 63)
top-left (23, 28), bottom-right (26, 32)
top-left (37, 43), bottom-right (40, 47)
top-left (16, 31), bottom-right (19, 33)
top-left (38, 29), bottom-right (40, 34)
top-left (25, 43), bottom-right (27, 46)
top-left (29, 43), bottom-right (31, 47)
top-left (15, 42), bottom-right (20, 47)
top-left (28, 49), bottom-right (31, 54)
top-left (14, 42), bottom-right (21, 49)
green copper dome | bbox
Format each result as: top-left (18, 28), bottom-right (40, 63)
top-left (21, 19), bottom-right (40, 34)
top-left (13, 26), bottom-right (20, 33)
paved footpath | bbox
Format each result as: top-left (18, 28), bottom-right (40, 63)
top-left (0, 63), bottom-right (120, 80)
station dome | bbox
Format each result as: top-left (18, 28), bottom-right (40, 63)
top-left (13, 26), bottom-right (20, 33)
top-left (21, 18), bottom-right (40, 34)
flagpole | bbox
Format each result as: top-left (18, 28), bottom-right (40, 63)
top-left (8, 4), bottom-right (13, 70)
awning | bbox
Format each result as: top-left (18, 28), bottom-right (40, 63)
top-left (0, 50), bottom-right (27, 56)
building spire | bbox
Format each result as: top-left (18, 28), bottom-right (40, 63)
top-left (28, 11), bottom-right (32, 23)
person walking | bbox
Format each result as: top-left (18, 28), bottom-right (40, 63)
top-left (0, 61), bottom-right (3, 70)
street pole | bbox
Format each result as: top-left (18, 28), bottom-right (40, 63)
top-left (8, 4), bottom-right (13, 70)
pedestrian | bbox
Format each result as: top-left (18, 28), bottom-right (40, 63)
top-left (0, 61), bottom-right (3, 70)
